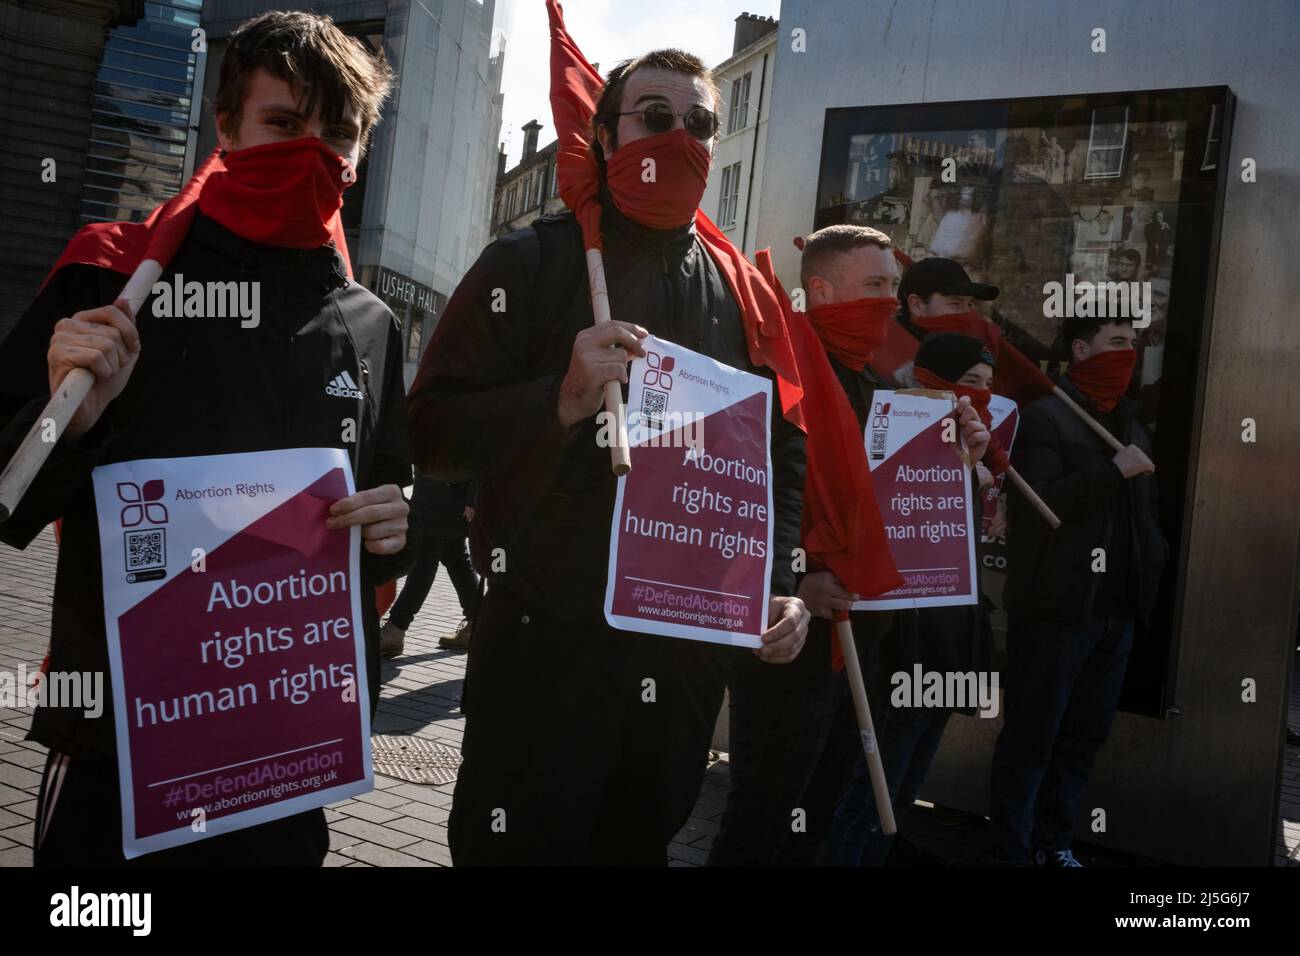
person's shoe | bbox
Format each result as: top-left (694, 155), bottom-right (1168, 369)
top-left (380, 621), bottom-right (406, 658)
top-left (1035, 847), bottom-right (1084, 867)
top-left (438, 618), bottom-right (473, 650)
top-left (1288, 726), bottom-right (1300, 747)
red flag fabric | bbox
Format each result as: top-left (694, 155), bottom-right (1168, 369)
top-left (546, 0), bottom-right (806, 426)
top-left (869, 310), bottom-right (1054, 407)
top-left (42, 147), bottom-right (354, 294)
top-left (757, 249), bottom-right (902, 604)
top-left (913, 312), bottom-right (1054, 407)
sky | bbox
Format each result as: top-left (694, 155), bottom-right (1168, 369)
top-left (492, 0), bottom-right (782, 168)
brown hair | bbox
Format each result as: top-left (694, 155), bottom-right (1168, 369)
top-left (798, 224), bottom-right (892, 288)
top-left (213, 11), bottom-right (393, 151)
top-left (591, 49), bottom-right (721, 166)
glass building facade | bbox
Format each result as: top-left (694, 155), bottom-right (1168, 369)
top-left (79, 0), bottom-right (205, 224)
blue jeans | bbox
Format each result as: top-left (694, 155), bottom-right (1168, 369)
top-left (820, 706), bottom-right (951, 866)
top-left (989, 615), bottom-right (1134, 864)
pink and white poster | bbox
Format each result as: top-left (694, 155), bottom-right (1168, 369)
top-left (980, 395), bottom-right (1019, 560)
top-left (853, 390), bottom-right (979, 611)
top-left (92, 447), bottom-right (371, 858)
top-left (604, 335), bottom-right (773, 647)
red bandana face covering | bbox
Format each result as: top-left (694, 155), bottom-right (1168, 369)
top-left (198, 137), bottom-right (355, 248)
top-left (605, 128), bottom-right (711, 230)
top-left (807, 297), bottom-right (898, 371)
top-left (912, 366), bottom-right (993, 427)
top-left (1067, 348), bottom-right (1137, 411)
top-left (914, 310), bottom-right (990, 338)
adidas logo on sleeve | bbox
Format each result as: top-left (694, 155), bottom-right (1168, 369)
top-left (325, 370), bottom-right (364, 400)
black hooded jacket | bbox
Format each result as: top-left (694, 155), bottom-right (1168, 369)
top-left (0, 213), bottom-right (414, 761)
top-left (1003, 377), bottom-right (1167, 625)
top-left (407, 203), bottom-right (807, 621)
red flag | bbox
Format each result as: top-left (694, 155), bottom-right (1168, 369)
top-left (42, 148), bottom-right (353, 296)
top-left (546, 0), bottom-right (807, 426)
top-left (757, 251), bottom-right (902, 601)
top-left (869, 311), bottom-right (1054, 408)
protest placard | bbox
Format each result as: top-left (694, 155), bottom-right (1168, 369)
top-left (980, 395), bottom-right (1020, 572)
top-left (91, 447), bottom-right (371, 858)
top-left (853, 390), bottom-right (979, 611)
top-left (604, 335), bottom-right (773, 647)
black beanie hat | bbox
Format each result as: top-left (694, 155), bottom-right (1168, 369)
top-left (914, 332), bottom-right (996, 383)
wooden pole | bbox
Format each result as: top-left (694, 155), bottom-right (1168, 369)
top-left (834, 614), bottom-right (897, 835)
top-left (0, 260), bottom-right (163, 523)
top-left (1003, 464), bottom-right (1060, 529)
top-left (585, 248), bottom-right (631, 476)
top-left (1052, 384), bottom-right (1125, 453)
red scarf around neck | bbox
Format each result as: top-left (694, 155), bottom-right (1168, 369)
top-left (911, 366), bottom-right (1011, 474)
top-left (1067, 349), bottom-right (1136, 411)
top-left (198, 137), bottom-right (355, 249)
top-left (807, 297), bottom-right (897, 372)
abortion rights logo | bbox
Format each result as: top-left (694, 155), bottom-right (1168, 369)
top-left (641, 351), bottom-right (676, 430)
top-left (116, 480), bottom-right (168, 584)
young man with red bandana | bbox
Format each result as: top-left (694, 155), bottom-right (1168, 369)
top-left (821, 332), bottom-right (997, 866)
top-left (0, 12), bottom-right (412, 865)
top-left (709, 227), bottom-right (990, 865)
top-left (408, 50), bottom-right (811, 865)
top-left (990, 316), bottom-right (1168, 866)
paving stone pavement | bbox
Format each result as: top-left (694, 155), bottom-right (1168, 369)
top-left (0, 525), bottom-right (727, 867)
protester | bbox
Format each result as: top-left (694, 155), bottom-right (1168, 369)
top-left (0, 11), bottom-right (411, 865)
top-left (895, 256), bottom-right (1000, 345)
top-left (407, 46), bottom-right (811, 865)
top-left (381, 475), bottom-right (479, 656)
top-left (990, 316), bottom-right (1168, 866)
top-left (821, 332), bottom-right (996, 866)
top-left (708, 227), bottom-right (990, 865)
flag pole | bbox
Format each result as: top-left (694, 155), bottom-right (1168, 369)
top-left (1003, 465), bottom-right (1060, 528)
top-left (0, 259), bottom-right (163, 524)
top-left (585, 248), bottom-right (631, 475)
top-left (1052, 385), bottom-right (1125, 453)
top-left (834, 611), bottom-right (897, 835)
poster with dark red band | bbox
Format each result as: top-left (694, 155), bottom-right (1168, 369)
top-left (853, 390), bottom-right (979, 610)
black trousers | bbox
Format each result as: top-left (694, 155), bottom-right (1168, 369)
top-left (448, 583), bottom-right (727, 865)
top-left (709, 611), bottom-right (894, 866)
top-left (32, 750), bottom-right (328, 866)
top-left (388, 534), bottom-right (480, 630)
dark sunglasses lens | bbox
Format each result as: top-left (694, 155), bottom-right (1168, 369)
top-left (686, 108), bottom-right (717, 140)
top-left (642, 104), bottom-right (674, 133)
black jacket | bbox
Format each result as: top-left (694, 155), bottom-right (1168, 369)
top-left (1003, 377), bottom-right (1167, 625)
top-left (0, 213), bottom-right (414, 761)
top-left (825, 355), bottom-right (991, 710)
top-left (407, 205), bottom-right (806, 621)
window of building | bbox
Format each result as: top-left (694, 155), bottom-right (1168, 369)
top-left (717, 161), bottom-right (741, 227)
top-left (812, 87), bottom-right (1234, 717)
top-left (1084, 106), bottom-right (1129, 180)
top-left (728, 72), bottom-right (752, 134)
top-left (552, 162), bottom-right (560, 198)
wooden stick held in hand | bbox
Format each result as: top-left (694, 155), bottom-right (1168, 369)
top-left (585, 249), bottom-right (631, 476)
top-left (835, 614), bottom-right (897, 835)
top-left (0, 259), bottom-right (163, 523)
top-left (1052, 385), bottom-right (1125, 453)
top-left (1004, 464), bottom-right (1061, 529)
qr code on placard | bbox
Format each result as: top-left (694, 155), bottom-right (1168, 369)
top-left (124, 528), bottom-right (165, 571)
top-left (641, 388), bottom-right (669, 429)
top-left (870, 429), bottom-right (887, 460)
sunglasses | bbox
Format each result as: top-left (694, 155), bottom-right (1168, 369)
top-left (617, 102), bottom-right (719, 141)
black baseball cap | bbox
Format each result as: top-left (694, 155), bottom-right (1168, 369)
top-left (898, 257), bottom-right (999, 304)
